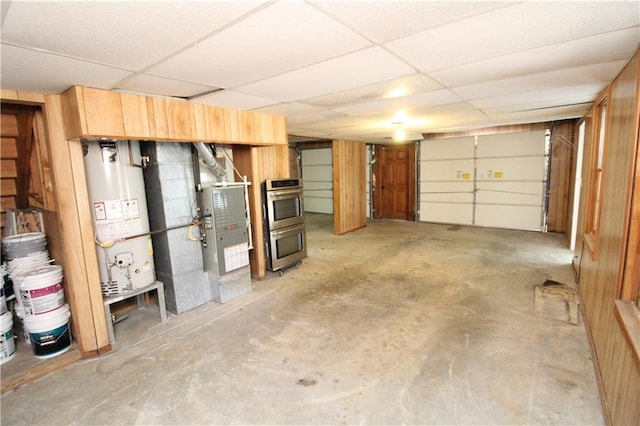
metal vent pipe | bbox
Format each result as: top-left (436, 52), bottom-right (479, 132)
top-left (193, 142), bottom-right (227, 182)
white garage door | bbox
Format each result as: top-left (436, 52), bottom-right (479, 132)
top-left (301, 148), bottom-right (333, 214)
top-left (419, 131), bottom-right (548, 231)
top-left (419, 136), bottom-right (475, 225)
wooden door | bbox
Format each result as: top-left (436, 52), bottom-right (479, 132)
top-left (373, 143), bottom-right (416, 220)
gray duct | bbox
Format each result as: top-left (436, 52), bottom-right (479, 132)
top-left (193, 142), bottom-right (227, 182)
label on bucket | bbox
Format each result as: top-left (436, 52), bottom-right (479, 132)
top-left (29, 322), bottom-right (71, 357)
top-left (1, 328), bottom-right (16, 359)
top-left (21, 283), bottom-right (65, 315)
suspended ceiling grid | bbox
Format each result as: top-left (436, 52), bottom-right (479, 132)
top-left (1, 1), bottom-right (639, 143)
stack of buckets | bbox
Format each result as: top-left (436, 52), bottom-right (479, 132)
top-left (1, 232), bottom-right (72, 364)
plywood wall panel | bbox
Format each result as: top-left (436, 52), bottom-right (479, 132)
top-left (121, 93), bottom-right (151, 139)
top-left (81, 87), bottom-right (124, 137)
top-left (1, 138), bottom-right (18, 157)
top-left (45, 94), bottom-right (111, 355)
top-left (189, 103), bottom-right (208, 141)
top-left (204, 105), bottom-right (227, 141)
top-left (166, 99), bottom-right (192, 140)
top-left (547, 120), bottom-right (576, 232)
top-left (232, 144), bottom-right (289, 278)
top-left (146, 97), bottom-right (170, 140)
top-left (1, 90), bottom-right (46, 104)
top-left (577, 49), bottom-right (640, 425)
top-left (1, 114), bottom-right (18, 136)
top-left (1, 159), bottom-right (16, 177)
top-left (34, 110), bottom-right (55, 209)
top-left (333, 139), bottom-right (366, 235)
top-left (60, 86), bottom-right (287, 145)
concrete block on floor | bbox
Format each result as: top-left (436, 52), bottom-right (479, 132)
top-left (534, 280), bottom-right (581, 325)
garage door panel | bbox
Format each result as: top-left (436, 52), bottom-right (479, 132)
top-left (420, 202), bottom-right (473, 225)
top-left (422, 159), bottom-right (474, 180)
top-left (305, 197), bottom-right (333, 214)
top-left (420, 137), bottom-right (474, 160)
top-left (302, 148), bottom-right (332, 165)
top-left (303, 165), bottom-right (333, 181)
top-left (421, 181), bottom-right (474, 203)
top-left (477, 157), bottom-right (545, 180)
top-left (302, 148), bottom-right (333, 214)
top-left (475, 204), bottom-right (542, 231)
top-left (477, 131), bottom-right (546, 157)
top-left (477, 181), bottom-right (544, 205)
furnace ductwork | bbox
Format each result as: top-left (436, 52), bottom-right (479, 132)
top-left (193, 142), bottom-right (227, 182)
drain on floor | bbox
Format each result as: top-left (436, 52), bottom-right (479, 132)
top-left (297, 377), bottom-right (317, 386)
top-left (447, 225), bottom-right (462, 231)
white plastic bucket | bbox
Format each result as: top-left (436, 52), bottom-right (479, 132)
top-left (2, 232), bottom-right (47, 259)
top-left (8, 252), bottom-right (52, 311)
top-left (0, 311), bottom-right (16, 365)
top-left (18, 265), bottom-right (65, 315)
top-left (13, 304), bottom-right (29, 343)
top-left (0, 284), bottom-right (6, 315)
top-left (24, 303), bottom-right (71, 358)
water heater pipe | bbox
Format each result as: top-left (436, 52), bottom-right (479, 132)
top-left (193, 142), bottom-right (227, 182)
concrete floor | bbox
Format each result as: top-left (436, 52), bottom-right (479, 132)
top-left (1, 213), bottom-right (603, 425)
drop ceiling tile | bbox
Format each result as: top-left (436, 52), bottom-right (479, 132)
top-left (148, 1), bottom-right (372, 88)
top-left (486, 104), bottom-right (591, 124)
top-left (480, 94), bottom-right (597, 115)
top-left (430, 27), bottom-right (640, 87)
top-left (191, 90), bottom-right (279, 110)
top-left (1, 1), bottom-right (267, 70)
top-left (302, 73), bottom-right (443, 108)
top-left (333, 89), bottom-right (461, 116)
top-left (470, 83), bottom-right (603, 111)
top-left (254, 102), bottom-right (322, 117)
top-left (287, 110), bottom-right (350, 127)
top-left (406, 103), bottom-right (491, 132)
top-left (311, 1), bottom-right (506, 43)
top-left (1, 45), bottom-right (132, 93)
top-left (387, 1), bottom-right (640, 72)
top-left (454, 61), bottom-right (626, 100)
top-left (237, 47), bottom-right (415, 102)
top-left (116, 74), bottom-right (220, 98)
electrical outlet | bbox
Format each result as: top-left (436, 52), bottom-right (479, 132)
top-left (115, 252), bottom-right (134, 267)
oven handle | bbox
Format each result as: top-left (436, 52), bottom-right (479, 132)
top-left (266, 187), bottom-right (304, 199)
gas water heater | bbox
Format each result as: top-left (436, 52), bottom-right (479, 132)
top-left (83, 140), bottom-right (156, 295)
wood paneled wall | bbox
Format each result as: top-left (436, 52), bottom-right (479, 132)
top-left (44, 94), bottom-right (112, 356)
top-left (576, 49), bottom-right (640, 425)
top-left (0, 105), bottom-right (54, 228)
top-left (333, 140), bottom-right (366, 235)
top-left (61, 86), bottom-right (286, 145)
top-left (232, 145), bottom-right (290, 278)
top-left (547, 119), bottom-right (577, 233)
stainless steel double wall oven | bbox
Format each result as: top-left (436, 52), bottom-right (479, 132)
top-left (262, 178), bottom-right (307, 272)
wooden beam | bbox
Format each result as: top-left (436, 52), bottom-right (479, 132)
top-left (14, 107), bottom-right (35, 208)
top-left (44, 94), bottom-right (111, 356)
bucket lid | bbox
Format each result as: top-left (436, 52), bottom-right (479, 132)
top-left (20, 265), bottom-right (63, 287)
top-left (2, 232), bottom-right (46, 244)
top-left (0, 311), bottom-right (12, 329)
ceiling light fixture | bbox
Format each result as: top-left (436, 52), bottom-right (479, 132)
top-left (391, 109), bottom-right (407, 142)
top-left (393, 126), bottom-right (406, 142)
